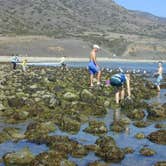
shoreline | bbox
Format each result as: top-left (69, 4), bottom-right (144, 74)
top-left (0, 56), bottom-right (165, 63)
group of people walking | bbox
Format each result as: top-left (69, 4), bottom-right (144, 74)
top-left (88, 44), bottom-right (163, 104)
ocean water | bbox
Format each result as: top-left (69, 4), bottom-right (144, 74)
top-left (28, 61), bottom-right (166, 74)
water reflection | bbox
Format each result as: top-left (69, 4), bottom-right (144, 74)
top-left (113, 108), bottom-right (130, 135)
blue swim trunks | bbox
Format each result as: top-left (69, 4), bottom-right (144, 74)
top-left (88, 61), bottom-right (100, 75)
top-left (156, 75), bottom-right (163, 86)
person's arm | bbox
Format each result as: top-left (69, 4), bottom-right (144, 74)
top-left (126, 74), bottom-right (131, 98)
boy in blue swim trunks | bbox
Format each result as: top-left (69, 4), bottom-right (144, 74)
top-left (110, 71), bottom-right (131, 104)
top-left (88, 45), bottom-right (101, 87)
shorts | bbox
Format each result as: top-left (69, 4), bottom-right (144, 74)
top-left (156, 75), bottom-right (163, 86)
top-left (88, 61), bottom-right (100, 75)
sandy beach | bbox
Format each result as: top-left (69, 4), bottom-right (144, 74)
top-left (0, 56), bottom-right (165, 63)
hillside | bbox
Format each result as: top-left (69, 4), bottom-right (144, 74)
top-left (0, 0), bottom-right (166, 58)
top-left (0, 0), bottom-right (166, 38)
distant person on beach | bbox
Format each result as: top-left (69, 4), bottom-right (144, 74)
top-left (21, 59), bottom-right (28, 72)
top-left (154, 62), bottom-right (163, 92)
top-left (88, 44), bottom-right (101, 87)
top-left (110, 70), bottom-right (131, 104)
top-left (60, 56), bottom-right (68, 70)
top-left (11, 54), bottom-right (19, 70)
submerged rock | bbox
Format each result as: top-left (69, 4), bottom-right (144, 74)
top-left (123, 147), bottom-right (135, 154)
top-left (3, 147), bottom-right (34, 166)
top-left (133, 121), bottom-right (150, 128)
top-left (135, 133), bottom-right (145, 139)
top-left (139, 147), bottom-right (156, 156)
top-left (88, 161), bottom-right (109, 166)
top-left (147, 130), bottom-right (166, 145)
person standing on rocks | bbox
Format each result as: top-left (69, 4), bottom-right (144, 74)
top-left (21, 59), bottom-right (28, 72)
top-left (11, 54), bottom-right (20, 70)
top-left (110, 70), bottom-right (131, 104)
top-left (88, 45), bottom-right (101, 87)
top-left (154, 62), bottom-right (163, 92)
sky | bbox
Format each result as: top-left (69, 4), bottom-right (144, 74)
top-left (114, 0), bottom-right (166, 18)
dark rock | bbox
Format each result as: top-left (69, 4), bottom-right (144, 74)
top-left (84, 121), bottom-right (107, 135)
top-left (154, 161), bottom-right (166, 166)
top-left (139, 147), bottom-right (156, 156)
top-left (95, 136), bottom-right (125, 162)
top-left (147, 130), bottom-right (166, 145)
top-left (3, 148), bottom-right (34, 166)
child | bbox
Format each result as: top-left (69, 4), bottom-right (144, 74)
top-left (22, 59), bottom-right (28, 72)
top-left (110, 71), bottom-right (131, 104)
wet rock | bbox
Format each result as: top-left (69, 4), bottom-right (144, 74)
top-left (63, 92), bottom-right (79, 101)
top-left (3, 147), bottom-right (34, 166)
top-left (127, 109), bottom-right (145, 120)
top-left (147, 103), bottom-right (166, 120)
top-left (139, 147), bottom-right (156, 156)
top-left (26, 121), bottom-right (55, 136)
top-left (7, 97), bottom-right (25, 109)
top-left (110, 121), bottom-right (126, 132)
top-left (0, 102), bottom-right (5, 111)
top-left (95, 136), bottom-right (125, 162)
top-left (135, 133), bottom-right (145, 139)
top-left (147, 130), bottom-right (166, 145)
top-left (155, 123), bottom-right (166, 129)
top-left (30, 150), bottom-right (76, 166)
top-left (0, 127), bottom-right (25, 143)
top-left (84, 121), bottom-right (107, 135)
top-left (123, 147), bottom-right (135, 154)
top-left (80, 89), bottom-right (96, 103)
top-left (133, 121), bottom-right (150, 128)
top-left (59, 116), bottom-right (81, 133)
top-left (154, 161), bottom-right (166, 166)
top-left (71, 144), bottom-right (88, 158)
top-left (3, 127), bottom-right (25, 141)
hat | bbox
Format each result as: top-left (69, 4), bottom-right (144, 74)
top-left (93, 44), bottom-right (100, 49)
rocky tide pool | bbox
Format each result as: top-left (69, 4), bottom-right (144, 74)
top-left (0, 64), bottom-right (166, 166)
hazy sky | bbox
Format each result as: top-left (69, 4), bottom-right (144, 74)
top-left (114, 0), bottom-right (166, 18)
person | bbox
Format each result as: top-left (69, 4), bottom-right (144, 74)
top-left (21, 59), bottom-right (28, 72)
top-left (88, 45), bottom-right (101, 87)
top-left (110, 71), bottom-right (131, 104)
top-left (154, 62), bottom-right (163, 92)
top-left (11, 54), bottom-right (19, 70)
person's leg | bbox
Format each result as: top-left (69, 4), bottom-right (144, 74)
top-left (90, 74), bottom-right (94, 87)
top-left (157, 85), bottom-right (160, 92)
top-left (120, 86), bottom-right (125, 100)
top-left (97, 70), bottom-right (101, 85)
top-left (115, 90), bottom-right (120, 104)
